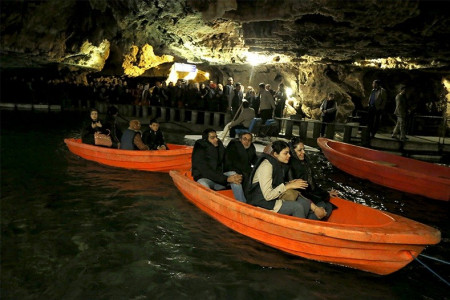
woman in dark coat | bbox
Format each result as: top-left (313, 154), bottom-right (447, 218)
top-left (287, 137), bottom-right (338, 216)
top-left (81, 108), bottom-right (106, 145)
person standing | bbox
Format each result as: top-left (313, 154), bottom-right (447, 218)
top-left (392, 85), bottom-right (408, 141)
top-left (224, 77), bottom-right (234, 115)
top-left (320, 92), bottom-right (338, 137)
top-left (367, 80), bottom-right (387, 138)
top-left (258, 83), bottom-right (275, 124)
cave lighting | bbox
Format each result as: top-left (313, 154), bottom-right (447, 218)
top-left (352, 57), bottom-right (444, 70)
top-left (246, 52), bottom-right (270, 66)
top-left (286, 87), bottom-right (293, 98)
top-left (61, 39), bottom-right (110, 71)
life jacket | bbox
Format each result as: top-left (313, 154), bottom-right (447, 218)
top-left (246, 154), bottom-right (288, 210)
top-left (120, 129), bottom-right (138, 150)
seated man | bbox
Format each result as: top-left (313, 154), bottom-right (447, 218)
top-left (119, 120), bottom-right (149, 150)
top-left (224, 132), bottom-right (258, 191)
top-left (192, 128), bottom-right (246, 203)
top-left (228, 100), bottom-right (255, 137)
top-left (142, 119), bottom-right (168, 150)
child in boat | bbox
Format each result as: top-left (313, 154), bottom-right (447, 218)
top-left (142, 119), bottom-right (168, 150)
top-left (246, 140), bottom-right (328, 220)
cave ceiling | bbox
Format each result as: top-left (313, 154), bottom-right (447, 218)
top-left (1, 0), bottom-right (450, 74)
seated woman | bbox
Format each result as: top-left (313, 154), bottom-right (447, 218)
top-left (81, 108), bottom-right (107, 145)
top-left (287, 137), bottom-right (338, 218)
top-left (246, 140), bottom-right (328, 220)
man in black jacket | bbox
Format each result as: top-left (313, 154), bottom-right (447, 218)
top-left (192, 128), bottom-right (246, 202)
top-left (224, 132), bottom-right (258, 190)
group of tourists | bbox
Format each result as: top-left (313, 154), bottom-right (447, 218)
top-left (192, 128), bottom-right (339, 221)
top-left (81, 107), bottom-right (167, 151)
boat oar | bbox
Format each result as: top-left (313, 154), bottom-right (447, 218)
top-left (221, 101), bottom-right (244, 142)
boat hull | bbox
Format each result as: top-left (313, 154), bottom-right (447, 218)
top-left (65, 138), bottom-right (192, 172)
top-left (169, 170), bottom-right (440, 275)
top-left (317, 137), bottom-right (450, 201)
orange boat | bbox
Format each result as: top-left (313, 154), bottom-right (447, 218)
top-left (317, 137), bottom-right (450, 201)
top-left (169, 170), bottom-right (441, 275)
top-left (64, 138), bottom-right (192, 172)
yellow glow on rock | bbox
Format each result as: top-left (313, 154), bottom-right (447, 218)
top-left (60, 39), bottom-right (110, 71)
top-left (122, 44), bottom-right (174, 77)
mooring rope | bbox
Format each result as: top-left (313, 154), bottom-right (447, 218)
top-left (419, 253), bottom-right (450, 265)
top-left (410, 252), bottom-right (450, 287)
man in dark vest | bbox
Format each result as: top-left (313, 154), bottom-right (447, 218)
top-left (120, 120), bottom-right (149, 150)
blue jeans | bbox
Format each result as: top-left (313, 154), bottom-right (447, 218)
top-left (197, 171), bottom-right (247, 203)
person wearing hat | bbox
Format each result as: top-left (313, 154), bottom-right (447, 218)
top-left (119, 120), bottom-right (149, 150)
top-left (392, 85), bottom-right (408, 141)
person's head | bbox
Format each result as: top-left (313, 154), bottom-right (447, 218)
top-left (202, 128), bottom-right (218, 147)
top-left (265, 84), bottom-right (271, 91)
top-left (399, 85), bottom-right (407, 94)
top-left (271, 140), bottom-right (290, 164)
top-left (290, 137), bottom-right (306, 161)
top-left (227, 77), bottom-right (234, 85)
top-left (129, 120), bottom-right (141, 131)
top-left (89, 108), bottom-right (99, 121)
top-left (278, 82), bottom-right (285, 90)
top-left (239, 132), bottom-right (253, 149)
top-left (327, 92), bottom-right (335, 100)
top-left (372, 80), bottom-right (381, 89)
top-left (149, 119), bottom-right (160, 132)
top-left (242, 100), bottom-right (250, 108)
top-left (259, 83), bottom-right (265, 90)
top-left (235, 82), bottom-right (241, 90)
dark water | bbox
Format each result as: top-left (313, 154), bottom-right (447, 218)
top-left (1, 110), bottom-right (449, 300)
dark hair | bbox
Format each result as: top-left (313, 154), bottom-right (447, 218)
top-left (242, 100), bottom-right (250, 108)
top-left (238, 131), bottom-right (253, 140)
top-left (149, 118), bottom-right (159, 125)
top-left (202, 128), bottom-right (216, 140)
top-left (290, 137), bottom-right (304, 149)
top-left (271, 140), bottom-right (289, 154)
top-left (259, 83), bottom-right (265, 88)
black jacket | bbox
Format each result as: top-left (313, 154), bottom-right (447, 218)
top-left (287, 144), bottom-right (330, 203)
top-left (142, 129), bottom-right (167, 150)
top-left (224, 139), bottom-right (258, 187)
top-left (192, 139), bottom-right (227, 185)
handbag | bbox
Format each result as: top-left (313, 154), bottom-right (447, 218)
top-left (94, 130), bottom-right (112, 147)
